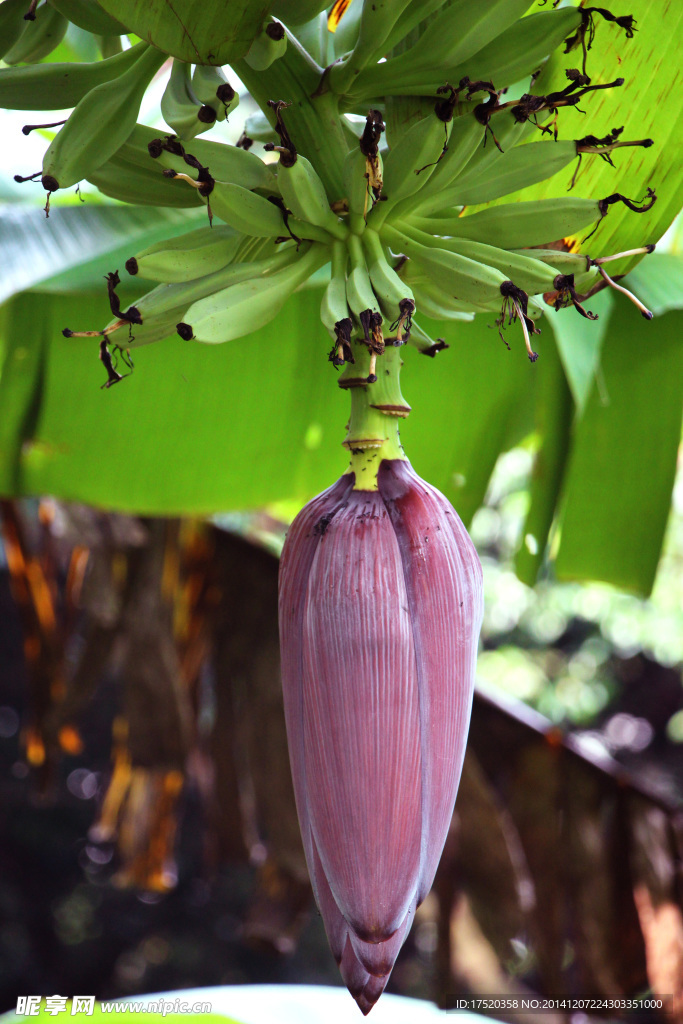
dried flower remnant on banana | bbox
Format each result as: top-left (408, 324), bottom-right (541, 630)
top-left (497, 282), bottom-right (541, 362)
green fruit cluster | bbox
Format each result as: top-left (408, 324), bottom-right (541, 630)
top-left (4, 0), bottom-right (656, 374)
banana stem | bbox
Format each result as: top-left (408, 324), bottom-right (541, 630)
top-left (342, 342), bottom-right (408, 489)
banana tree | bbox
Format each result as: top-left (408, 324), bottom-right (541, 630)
top-left (1, 0), bottom-right (682, 1012)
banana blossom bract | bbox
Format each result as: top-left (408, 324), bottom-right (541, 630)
top-left (279, 459), bottom-right (483, 1013)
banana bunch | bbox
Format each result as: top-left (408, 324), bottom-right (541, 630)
top-left (62, 135), bottom-right (353, 349)
top-left (8, 0), bottom-right (655, 370)
top-left (65, 237), bottom-right (292, 347)
top-left (60, 79), bottom-right (655, 380)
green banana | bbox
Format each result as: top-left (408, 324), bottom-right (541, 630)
top-left (327, 0), bottom-right (414, 93)
top-left (440, 139), bottom-right (579, 208)
top-left (277, 153), bottom-right (348, 241)
top-left (125, 225), bottom-right (242, 283)
top-left (372, 109), bottom-right (452, 221)
top-left (399, 258), bottom-right (495, 316)
top-left (86, 147), bottom-right (204, 207)
top-left (41, 44), bottom-right (166, 193)
top-left (384, 225), bottom-right (509, 308)
top-left (411, 278), bottom-right (492, 319)
top-left (4, 2), bottom-right (67, 65)
top-left (379, 0), bottom-right (451, 60)
top-left (364, 229), bottom-right (414, 322)
top-left (0, 0), bottom-right (31, 61)
top-left (453, 6), bottom-right (583, 89)
top-left (510, 247), bottom-right (597, 289)
top-left (161, 60), bottom-right (215, 140)
top-left (191, 64), bottom-right (240, 122)
top-left (41, 44), bottom-right (166, 192)
top-left (265, 216), bottom-right (331, 244)
top-left (133, 248), bottom-right (295, 325)
top-left (407, 319), bottom-right (467, 357)
top-left (244, 18), bottom-right (287, 71)
top-left (182, 243), bottom-right (326, 344)
top-left (409, 198), bottom-right (604, 249)
top-left (407, 110), bottom-right (484, 196)
top-left (453, 109), bottom-right (532, 174)
top-left (207, 181), bottom-right (286, 237)
top-left (406, 260), bottom-right (493, 314)
top-left (401, 224), bottom-right (559, 295)
top-left (349, 6), bottom-right (582, 100)
top-left (98, 35), bottom-right (122, 59)
top-left (346, 236), bottom-right (380, 322)
top-left (243, 110), bottom-right (277, 145)
top-left (48, 0), bottom-right (127, 36)
top-left (129, 123), bottom-right (277, 193)
top-left (331, 0), bottom-right (521, 97)
top-left (320, 243), bottom-right (350, 338)
top-left (342, 147), bottom-right (370, 223)
top-left (0, 41), bottom-right (148, 110)
top-left (511, 248), bottom-right (592, 274)
top-left (107, 307), bottom-right (191, 349)
top-left (405, 319), bottom-right (439, 354)
top-left (346, 263), bottom-right (380, 321)
top-left (342, 144), bottom-right (383, 232)
top-left (410, 111), bottom-right (533, 217)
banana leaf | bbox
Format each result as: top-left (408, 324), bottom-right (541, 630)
top-left (0, 283), bottom-right (536, 520)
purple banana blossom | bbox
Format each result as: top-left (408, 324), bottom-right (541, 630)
top-left (279, 459), bottom-right (483, 1013)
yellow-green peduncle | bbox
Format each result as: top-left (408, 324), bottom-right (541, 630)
top-left (339, 341), bottom-right (410, 490)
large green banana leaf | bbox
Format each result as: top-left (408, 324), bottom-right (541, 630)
top-left (0, 282), bottom-right (537, 519)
